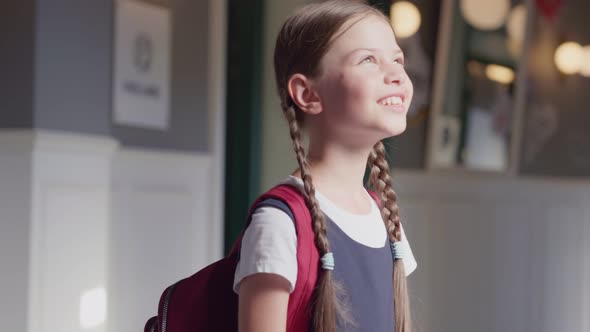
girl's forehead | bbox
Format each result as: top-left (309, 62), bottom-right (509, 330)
top-left (329, 15), bottom-right (398, 54)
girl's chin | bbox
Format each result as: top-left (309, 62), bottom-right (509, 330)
top-left (378, 121), bottom-right (407, 139)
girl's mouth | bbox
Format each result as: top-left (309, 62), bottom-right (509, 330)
top-left (377, 95), bottom-right (403, 106)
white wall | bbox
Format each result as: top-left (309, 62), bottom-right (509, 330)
top-left (29, 131), bottom-right (116, 332)
top-left (0, 135), bottom-right (221, 332)
top-left (107, 148), bottom-right (213, 332)
top-left (0, 133), bottom-right (33, 332)
top-left (394, 171), bottom-right (590, 332)
top-left (0, 130), bottom-right (118, 332)
top-left (0, 1), bottom-right (227, 331)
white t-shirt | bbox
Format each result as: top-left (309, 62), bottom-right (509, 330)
top-left (234, 176), bottom-right (417, 293)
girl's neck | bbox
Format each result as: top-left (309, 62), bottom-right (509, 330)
top-left (292, 140), bottom-right (374, 213)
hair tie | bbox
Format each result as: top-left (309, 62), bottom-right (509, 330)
top-left (321, 252), bottom-right (335, 270)
top-left (390, 241), bottom-right (404, 260)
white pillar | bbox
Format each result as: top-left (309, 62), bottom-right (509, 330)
top-left (0, 129), bottom-right (117, 332)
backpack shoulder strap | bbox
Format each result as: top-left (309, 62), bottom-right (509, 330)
top-left (228, 184), bottom-right (306, 256)
top-left (254, 198), bottom-right (294, 221)
top-left (265, 184), bottom-right (318, 331)
top-left (367, 190), bottom-right (381, 206)
top-left (230, 184), bottom-right (318, 331)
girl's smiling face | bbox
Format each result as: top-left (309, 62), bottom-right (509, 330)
top-left (309, 14), bottom-right (413, 146)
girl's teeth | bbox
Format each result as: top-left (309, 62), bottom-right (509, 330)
top-left (380, 96), bottom-right (403, 106)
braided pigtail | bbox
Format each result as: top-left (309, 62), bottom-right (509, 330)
top-left (367, 141), bottom-right (412, 332)
top-left (282, 98), bottom-right (351, 332)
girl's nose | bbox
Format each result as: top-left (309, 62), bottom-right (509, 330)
top-left (384, 64), bottom-right (404, 85)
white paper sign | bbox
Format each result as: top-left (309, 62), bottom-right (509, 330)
top-left (113, 0), bottom-right (171, 130)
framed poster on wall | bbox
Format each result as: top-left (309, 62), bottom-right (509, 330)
top-left (112, 0), bottom-right (171, 130)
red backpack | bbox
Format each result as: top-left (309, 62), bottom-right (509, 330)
top-left (144, 184), bottom-right (319, 332)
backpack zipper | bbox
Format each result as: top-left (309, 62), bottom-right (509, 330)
top-left (161, 282), bottom-right (180, 332)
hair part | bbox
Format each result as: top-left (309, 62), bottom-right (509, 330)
top-left (274, 1), bottom-right (412, 331)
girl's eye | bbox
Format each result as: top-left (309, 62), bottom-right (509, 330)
top-left (394, 58), bottom-right (405, 66)
top-left (360, 56), bottom-right (377, 64)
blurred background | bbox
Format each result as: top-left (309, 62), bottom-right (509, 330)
top-left (1, 0), bottom-right (589, 331)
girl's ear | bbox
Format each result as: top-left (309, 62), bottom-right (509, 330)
top-left (287, 74), bottom-right (322, 115)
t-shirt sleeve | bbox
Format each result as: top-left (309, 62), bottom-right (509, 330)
top-left (399, 222), bottom-right (418, 276)
top-left (233, 206), bottom-right (298, 294)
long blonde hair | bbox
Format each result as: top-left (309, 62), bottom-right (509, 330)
top-left (273, 1), bottom-right (412, 331)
